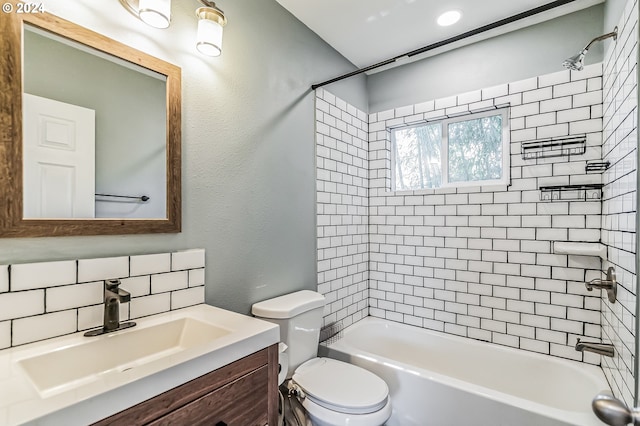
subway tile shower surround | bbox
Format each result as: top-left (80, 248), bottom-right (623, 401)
top-left (600, 0), bottom-right (638, 408)
top-left (367, 64), bottom-right (606, 365)
top-left (317, 63), bottom-right (605, 363)
top-left (316, 92), bottom-right (370, 334)
top-left (316, 0), bottom-right (637, 404)
top-left (0, 249), bottom-right (205, 349)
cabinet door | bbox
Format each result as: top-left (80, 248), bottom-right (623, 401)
top-left (149, 366), bottom-right (269, 426)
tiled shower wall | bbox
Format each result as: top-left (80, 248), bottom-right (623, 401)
top-left (367, 65), bottom-right (605, 365)
top-left (316, 65), bottom-right (617, 364)
top-left (600, 0), bottom-right (638, 407)
top-left (316, 89), bottom-right (370, 333)
top-left (0, 249), bottom-right (205, 349)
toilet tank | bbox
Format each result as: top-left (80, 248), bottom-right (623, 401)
top-left (252, 290), bottom-right (325, 377)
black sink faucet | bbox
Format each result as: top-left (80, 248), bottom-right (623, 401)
top-left (84, 279), bottom-right (136, 337)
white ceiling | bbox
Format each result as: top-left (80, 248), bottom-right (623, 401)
top-left (276, 0), bottom-right (604, 71)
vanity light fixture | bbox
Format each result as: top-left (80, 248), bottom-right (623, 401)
top-left (119, 0), bottom-right (172, 29)
top-left (437, 10), bottom-right (462, 27)
top-left (195, 0), bottom-right (227, 57)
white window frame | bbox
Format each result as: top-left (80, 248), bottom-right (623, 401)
top-left (391, 108), bottom-right (510, 191)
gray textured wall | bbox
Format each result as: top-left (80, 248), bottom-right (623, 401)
top-left (3, 0), bottom-right (366, 315)
top-left (604, 0), bottom-right (628, 33)
top-left (367, 4), bottom-right (606, 112)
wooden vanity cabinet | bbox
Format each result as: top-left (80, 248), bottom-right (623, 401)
top-left (93, 344), bottom-right (279, 426)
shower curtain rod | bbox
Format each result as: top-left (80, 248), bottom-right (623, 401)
top-left (310, 0), bottom-right (577, 90)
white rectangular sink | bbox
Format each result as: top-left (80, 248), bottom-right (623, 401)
top-left (1, 304), bottom-right (280, 426)
top-left (18, 318), bottom-right (231, 396)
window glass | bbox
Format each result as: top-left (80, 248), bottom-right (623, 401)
top-left (393, 123), bottom-right (441, 190)
top-left (391, 109), bottom-right (508, 191)
top-left (447, 115), bottom-right (503, 183)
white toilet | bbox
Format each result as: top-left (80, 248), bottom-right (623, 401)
top-left (252, 290), bottom-right (392, 426)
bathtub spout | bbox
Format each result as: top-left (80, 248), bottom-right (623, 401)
top-left (575, 339), bottom-right (615, 357)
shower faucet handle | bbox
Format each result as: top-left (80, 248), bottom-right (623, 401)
top-left (585, 267), bottom-right (617, 304)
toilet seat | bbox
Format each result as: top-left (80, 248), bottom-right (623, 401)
top-left (292, 358), bottom-right (389, 415)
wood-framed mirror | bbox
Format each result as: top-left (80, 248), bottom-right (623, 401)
top-left (0, 11), bottom-right (181, 237)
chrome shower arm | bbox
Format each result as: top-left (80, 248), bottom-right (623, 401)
top-left (584, 28), bottom-right (618, 51)
top-left (563, 27), bottom-right (618, 71)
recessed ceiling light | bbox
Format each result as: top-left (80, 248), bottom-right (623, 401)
top-left (437, 10), bottom-right (461, 27)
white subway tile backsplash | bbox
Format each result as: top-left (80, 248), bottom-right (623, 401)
top-left (130, 293), bottom-right (171, 319)
top-left (172, 249), bottom-right (205, 271)
top-left (46, 281), bottom-right (103, 312)
top-left (0, 266), bottom-right (7, 293)
top-left (189, 268), bottom-right (205, 287)
top-left (130, 253), bottom-right (171, 276)
top-left (11, 260), bottom-right (76, 291)
top-left (0, 250), bottom-right (207, 349)
top-left (13, 310), bottom-right (76, 346)
top-left (121, 276), bottom-right (151, 297)
top-left (78, 256), bottom-right (129, 283)
top-left (78, 305), bottom-right (103, 331)
top-left (171, 286), bottom-right (206, 310)
top-left (0, 321), bottom-right (9, 349)
top-left (0, 290), bottom-right (44, 322)
top-left (151, 271), bottom-right (189, 294)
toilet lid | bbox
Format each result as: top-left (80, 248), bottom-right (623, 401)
top-left (293, 358), bottom-right (389, 415)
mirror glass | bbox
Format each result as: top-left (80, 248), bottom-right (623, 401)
top-left (23, 25), bottom-right (167, 219)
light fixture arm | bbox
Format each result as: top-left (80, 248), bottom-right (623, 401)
top-left (198, 0), bottom-right (223, 13)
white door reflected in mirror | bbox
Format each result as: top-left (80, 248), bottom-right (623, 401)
top-left (23, 94), bottom-right (96, 219)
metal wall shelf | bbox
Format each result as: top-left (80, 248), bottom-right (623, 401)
top-left (521, 135), bottom-right (587, 160)
top-left (539, 184), bottom-right (604, 201)
top-left (585, 161), bottom-right (611, 173)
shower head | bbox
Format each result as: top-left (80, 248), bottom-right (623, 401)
top-left (562, 49), bottom-right (588, 71)
top-left (562, 27), bottom-right (618, 71)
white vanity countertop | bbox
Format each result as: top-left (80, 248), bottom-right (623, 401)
top-left (0, 304), bottom-right (279, 426)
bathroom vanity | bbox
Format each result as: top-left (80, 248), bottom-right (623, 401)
top-left (0, 305), bottom-right (280, 425)
top-left (93, 345), bottom-right (278, 425)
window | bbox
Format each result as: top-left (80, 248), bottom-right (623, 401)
top-left (392, 109), bottom-right (509, 191)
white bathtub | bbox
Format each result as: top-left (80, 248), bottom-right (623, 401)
top-left (320, 317), bottom-right (609, 426)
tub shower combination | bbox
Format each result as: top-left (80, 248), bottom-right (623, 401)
top-left (321, 318), bottom-right (609, 426)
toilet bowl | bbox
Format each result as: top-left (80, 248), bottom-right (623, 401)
top-left (292, 358), bottom-right (392, 426)
top-left (252, 290), bottom-right (391, 426)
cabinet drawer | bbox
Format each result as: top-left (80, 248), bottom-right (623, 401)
top-left (150, 365), bottom-right (269, 426)
top-left (93, 347), bottom-right (271, 425)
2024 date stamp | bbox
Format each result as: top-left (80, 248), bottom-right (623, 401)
top-left (2, 2), bottom-right (45, 14)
